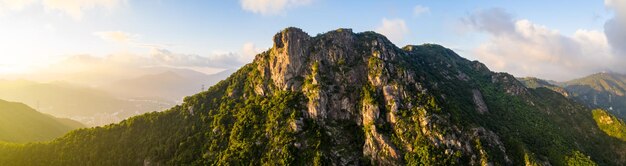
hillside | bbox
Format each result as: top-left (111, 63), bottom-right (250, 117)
top-left (564, 72), bottom-right (626, 120)
top-left (518, 77), bottom-right (569, 97)
top-left (0, 27), bottom-right (624, 165)
top-left (0, 99), bottom-right (84, 143)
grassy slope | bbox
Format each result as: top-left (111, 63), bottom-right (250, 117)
top-left (0, 99), bottom-right (84, 143)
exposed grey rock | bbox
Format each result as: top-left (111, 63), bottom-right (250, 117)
top-left (472, 89), bottom-right (489, 114)
top-left (269, 27), bottom-right (312, 91)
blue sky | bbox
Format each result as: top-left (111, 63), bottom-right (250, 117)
top-left (0, 0), bottom-right (623, 81)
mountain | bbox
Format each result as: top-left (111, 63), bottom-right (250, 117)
top-left (518, 77), bottom-right (569, 97)
top-left (100, 68), bottom-right (235, 102)
top-left (0, 99), bottom-right (84, 143)
top-left (563, 72), bottom-right (626, 120)
top-left (0, 80), bottom-right (174, 126)
top-left (1, 27), bottom-right (625, 165)
top-left (0, 68), bottom-right (233, 126)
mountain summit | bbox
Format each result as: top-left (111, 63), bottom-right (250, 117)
top-left (564, 72), bottom-right (626, 119)
top-left (1, 27), bottom-right (624, 165)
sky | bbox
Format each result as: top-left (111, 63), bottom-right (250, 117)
top-left (0, 0), bottom-right (624, 81)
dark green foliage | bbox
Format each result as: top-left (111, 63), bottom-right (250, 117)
top-left (399, 44), bottom-right (625, 165)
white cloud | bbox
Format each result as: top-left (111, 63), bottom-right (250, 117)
top-left (240, 0), bottom-right (312, 15)
top-left (463, 8), bottom-right (515, 36)
top-left (241, 42), bottom-right (262, 63)
top-left (375, 18), bottom-right (409, 45)
top-left (93, 31), bottom-right (136, 43)
top-left (606, 0), bottom-right (626, 16)
top-left (604, 0), bottom-right (626, 56)
top-left (92, 31), bottom-right (241, 70)
top-left (93, 31), bottom-right (174, 50)
top-left (22, 49), bottom-right (251, 83)
top-left (47, 49), bottom-right (250, 75)
top-left (0, 0), bottom-right (37, 13)
top-left (149, 48), bottom-right (244, 69)
top-left (42, 0), bottom-right (124, 19)
top-left (466, 8), bottom-right (619, 81)
top-left (413, 5), bottom-right (430, 16)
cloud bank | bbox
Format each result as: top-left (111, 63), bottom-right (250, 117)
top-left (149, 48), bottom-right (244, 69)
top-left (605, 0), bottom-right (626, 57)
top-left (464, 5), bottom-right (624, 81)
top-left (17, 49), bottom-right (250, 85)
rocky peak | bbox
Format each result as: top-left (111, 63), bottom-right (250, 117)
top-left (272, 27), bottom-right (311, 50)
top-left (248, 27), bottom-right (626, 165)
top-left (266, 27), bottom-right (312, 91)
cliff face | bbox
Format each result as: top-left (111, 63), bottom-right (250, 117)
top-left (256, 28), bottom-right (458, 164)
top-left (1, 27), bottom-right (625, 165)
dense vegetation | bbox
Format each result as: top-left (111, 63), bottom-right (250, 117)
top-left (0, 65), bottom-right (325, 165)
top-left (0, 28), bottom-right (624, 165)
top-left (400, 44), bottom-right (624, 165)
top-left (592, 109), bottom-right (626, 141)
top-left (0, 99), bottom-right (83, 143)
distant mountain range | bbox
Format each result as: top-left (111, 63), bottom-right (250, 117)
top-left (564, 72), bottom-right (626, 119)
top-left (0, 68), bottom-right (233, 126)
top-left (101, 68), bottom-right (235, 102)
top-left (0, 79), bottom-right (172, 126)
top-left (0, 99), bottom-right (83, 143)
top-left (518, 77), bottom-right (569, 97)
top-left (519, 72), bottom-right (626, 120)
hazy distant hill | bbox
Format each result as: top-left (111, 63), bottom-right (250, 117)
top-left (100, 68), bottom-right (235, 102)
top-left (0, 80), bottom-right (174, 126)
top-left (518, 74), bottom-right (626, 121)
top-left (0, 99), bottom-right (83, 143)
top-left (518, 77), bottom-right (569, 97)
top-left (563, 72), bottom-right (626, 120)
top-left (0, 67), bottom-right (233, 127)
